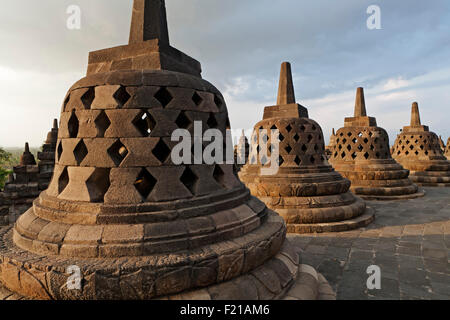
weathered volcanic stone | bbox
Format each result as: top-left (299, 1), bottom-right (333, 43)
top-left (239, 63), bottom-right (374, 234)
top-left (445, 137), bottom-right (450, 160)
top-left (392, 102), bottom-right (450, 187)
top-left (0, 1), bottom-right (332, 300)
top-left (328, 88), bottom-right (424, 200)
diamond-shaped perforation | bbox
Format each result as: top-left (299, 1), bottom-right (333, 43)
top-left (293, 133), bottom-right (300, 142)
top-left (58, 167), bottom-right (69, 194)
top-left (114, 86), bottom-right (131, 107)
top-left (286, 124), bottom-right (292, 133)
top-left (57, 141), bottom-right (63, 161)
top-left (214, 94), bottom-right (223, 111)
top-left (68, 111), bottom-right (79, 138)
top-left (152, 139), bottom-right (171, 164)
top-left (154, 87), bottom-right (173, 108)
top-left (207, 113), bottom-right (218, 129)
top-left (133, 111), bottom-right (156, 137)
top-left (213, 165), bottom-right (225, 187)
top-left (285, 145), bottom-right (292, 154)
top-left (180, 166), bottom-right (198, 195)
top-left (134, 168), bottom-right (157, 199)
top-left (294, 156), bottom-right (301, 166)
top-left (176, 111), bottom-right (192, 129)
top-left (278, 156), bottom-right (284, 166)
top-left (192, 92), bottom-right (203, 106)
top-left (95, 111), bottom-right (111, 138)
top-left (81, 87), bottom-right (95, 110)
top-left (73, 140), bottom-right (88, 165)
top-left (108, 140), bottom-right (129, 166)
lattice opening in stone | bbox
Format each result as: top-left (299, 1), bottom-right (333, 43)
top-left (134, 168), bottom-right (157, 199)
top-left (154, 87), bottom-right (173, 108)
top-left (279, 133), bottom-right (285, 142)
top-left (86, 168), bottom-right (111, 203)
top-left (192, 92), bottom-right (203, 106)
top-left (278, 156), bottom-right (284, 166)
top-left (133, 111), bottom-right (156, 137)
top-left (152, 139), bottom-right (171, 164)
top-left (73, 140), bottom-right (88, 165)
top-left (95, 110), bottom-right (111, 138)
top-left (285, 145), bottom-right (292, 154)
top-left (293, 133), bottom-right (300, 142)
top-left (58, 167), bottom-right (69, 194)
top-left (114, 86), bottom-right (131, 107)
top-left (180, 167), bottom-right (198, 195)
top-left (68, 111), bottom-right (79, 138)
top-left (207, 113), bottom-right (218, 129)
top-left (307, 134), bottom-right (313, 143)
top-left (81, 87), bottom-right (95, 109)
top-left (108, 140), bottom-right (129, 166)
top-left (301, 144), bottom-right (307, 152)
top-left (300, 125), bottom-right (306, 132)
top-left (260, 155), bottom-right (268, 166)
top-left (176, 111), bottom-right (192, 129)
top-left (286, 124), bottom-right (293, 133)
top-left (213, 165), bottom-right (225, 187)
top-left (294, 156), bottom-right (301, 166)
top-left (358, 145), bottom-right (363, 151)
top-left (214, 94), bottom-right (223, 110)
top-left (312, 125), bottom-right (317, 131)
top-left (63, 94), bottom-right (70, 111)
top-left (310, 156), bottom-right (316, 164)
top-left (57, 141), bottom-right (63, 161)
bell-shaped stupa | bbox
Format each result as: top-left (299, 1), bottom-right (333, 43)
top-left (0, 0), bottom-right (333, 300)
top-left (392, 102), bottom-right (450, 187)
top-left (328, 88), bottom-right (424, 200)
top-left (239, 63), bottom-right (374, 234)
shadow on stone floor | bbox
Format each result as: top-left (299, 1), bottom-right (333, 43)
top-left (287, 187), bottom-right (450, 300)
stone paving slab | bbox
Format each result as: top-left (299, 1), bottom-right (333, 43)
top-left (289, 187), bottom-right (450, 300)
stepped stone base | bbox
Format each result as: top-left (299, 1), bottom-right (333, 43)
top-left (286, 207), bottom-right (375, 233)
top-left (409, 171), bottom-right (450, 187)
top-left (0, 222), bottom-right (334, 300)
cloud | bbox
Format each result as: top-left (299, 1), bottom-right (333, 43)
top-left (0, 0), bottom-right (449, 147)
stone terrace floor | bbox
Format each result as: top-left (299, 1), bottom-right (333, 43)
top-left (288, 187), bottom-right (450, 300)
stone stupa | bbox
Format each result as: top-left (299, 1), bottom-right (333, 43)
top-left (239, 63), bottom-right (374, 234)
top-left (392, 102), bottom-right (450, 187)
top-left (445, 137), bottom-right (450, 160)
top-left (325, 128), bottom-right (337, 159)
top-left (328, 88), bottom-right (424, 200)
top-left (0, 0), bottom-right (334, 300)
top-left (234, 130), bottom-right (250, 171)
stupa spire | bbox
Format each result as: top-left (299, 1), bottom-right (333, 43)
top-left (354, 87), bottom-right (367, 117)
top-left (53, 118), bottom-right (58, 129)
top-left (129, 0), bottom-right (170, 45)
top-left (410, 102), bottom-right (421, 126)
top-left (277, 62), bottom-right (296, 105)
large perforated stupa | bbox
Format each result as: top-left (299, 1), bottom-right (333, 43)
top-left (392, 102), bottom-right (450, 187)
top-left (328, 88), bottom-right (424, 200)
top-left (0, 0), bottom-right (334, 300)
top-left (239, 63), bottom-right (374, 233)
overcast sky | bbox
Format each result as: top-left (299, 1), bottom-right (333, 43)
top-left (0, 0), bottom-right (449, 148)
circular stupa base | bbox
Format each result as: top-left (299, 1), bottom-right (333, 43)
top-left (356, 191), bottom-right (425, 201)
top-left (351, 185), bottom-right (426, 200)
top-left (409, 172), bottom-right (450, 187)
top-left (285, 207), bottom-right (375, 234)
top-left (0, 224), bottom-right (335, 300)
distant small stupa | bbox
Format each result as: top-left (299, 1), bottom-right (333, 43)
top-left (328, 88), bottom-right (424, 200)
top-left (392, 102), bottom-right (450, 187)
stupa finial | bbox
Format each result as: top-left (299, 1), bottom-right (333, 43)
top-left (411, 102), bottom-right (421, 126)
top-left (129, 0), bottom-right (170, 45)
top-left (53, 119), bottom-right (58, 129)
top-left (24, 142), bottom-right (30, 153)
top-left (277, 62), bottom-right (296, 105)
top-left (354, 87), bottom-right (367, 117)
